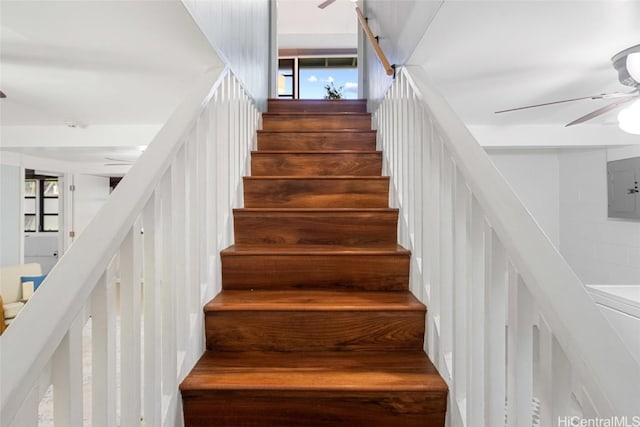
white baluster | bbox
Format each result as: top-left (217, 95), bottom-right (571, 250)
top-left (143, 193), bottom-right (162, 426)
top-left (160, 170), bottom-right (177, 419)
top-left (485, 233), bottom-right (507, 426)
top-left (453, 167), bottom-right (470, 422)
top-left (439, 152), bottom-right (454, 380)
top-left (515, 276), bottom-right (534, 426)
top-left (92, 265), bottom-right (117, 427)
top-left (173, 146), bottom-right (187, 358)
top-left (51, 313), bottom-right (84, 426)
top-left (468, 201), bottom-right (487, 425)
top-left (120, 218), bottom-right (143, 426)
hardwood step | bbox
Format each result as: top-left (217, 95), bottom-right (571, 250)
top-left (251, 151), bottom-right (382, 176)
top-left (204, 290), bottom-right (425, 352)
top-left (221, 244), bottom-right (409, 291)
top-left (262, 113), bottom-right (371, 131)
top-left (257, 130), bottom-right (377, 151)
top-left (268, 99), bottom-right (367, 113)
top-left (243, 176), bottom-right (389, 208)
top-left (181, 351), bottom-right (448, 426)
top-left (233, 208), bottom-right (398, 246)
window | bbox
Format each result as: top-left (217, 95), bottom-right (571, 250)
top-left (24, 179), bottom-right (37, 232)
top-left (24, 174), bottom-right (59, 232)
top-left (277, 56), bottom-right (358, 100)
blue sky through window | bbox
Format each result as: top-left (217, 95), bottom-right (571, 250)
top-left (299, 68), bottom-right (358, 99)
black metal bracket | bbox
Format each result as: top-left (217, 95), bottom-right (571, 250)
top-left (391, 64), bottom-right (397, 79)
top-left (374, 35), bottom-right (380, 44)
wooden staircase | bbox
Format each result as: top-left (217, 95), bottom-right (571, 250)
top-left (180, 99), bottom-right (448, 426)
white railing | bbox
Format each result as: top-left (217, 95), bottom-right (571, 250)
top-left (374, 65), bottom-right (640, 427)
top-left (0, 67), bottom-right (260, 426)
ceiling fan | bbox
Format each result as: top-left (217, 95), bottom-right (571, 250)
top-left (495, 44), bottom-right (640, 128)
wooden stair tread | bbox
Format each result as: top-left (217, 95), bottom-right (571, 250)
top-left (204, 290), bottom-right (424, 312)
top-left (221, 243), bottom-right (409, 255)
top-left (252, 150), bottom-right (380, 154)
top-left (258, 129), bottom-right (376, 134)
top-left (263, 112), bottom-right (371, 117)
top-left (244, 176), bottom-right (388, 180)
top-left (233, 208), bottom-right (397, 213)
top-left (181, 351), bottom-right (446, 393)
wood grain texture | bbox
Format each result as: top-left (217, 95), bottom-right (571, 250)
top-left (205, 290), bottom-right (425, 352)
top-left (251, 151), bottom-right (382, 176)
top-left (262, 113), bottom-right (371, 131)
top-left (182, 390), bottom-right (446, 427)
top-left (221, 244), bottom-right (410, 291)
top-left (243, 176), bottom-right (390, 208)
top-left (233, 208), bottom-right (398, 246)
top-left (267, 99), bottom-right (367, 113)
top-left (181, 99), bottom-right (448, 425)
top-left (181, 352), bottom-right (447, 426)
top-left (257, 130), bottom-right (377, 151)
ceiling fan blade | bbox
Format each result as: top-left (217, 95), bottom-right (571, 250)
top-left (318, 0), bottom-right (336, 9)
top-left (0, 90), bottom-right (6, 98)
top-left (565, 96), bottom-right (636, 127)
top-left (495, 92), bottom-right (637, 114)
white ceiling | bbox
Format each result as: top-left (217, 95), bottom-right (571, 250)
top-left (411, 1), bottom-right (640, 129)
top-left (0, 0), bottom-right (220, 126)
top-left (1, 0), bottom-right (638, 170)
top-left (278, 0), bottom-right (358, 50)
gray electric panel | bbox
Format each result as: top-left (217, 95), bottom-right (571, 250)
top-left (607, 156), bottom-right (640, 220)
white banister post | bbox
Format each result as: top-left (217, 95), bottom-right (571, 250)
top-left (119, 218), bottom-right (143, 426)
top-left (51, 313), bottom-right (84, 426)
top-left (92, 265), bottom-right (117, 427)
top-left (143, 193), bottom-right (162, 426)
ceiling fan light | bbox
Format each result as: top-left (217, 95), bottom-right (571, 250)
top-left (617, 99), bottom-right (640, 135)
top-left (626, 52), bottom-right (640, 84)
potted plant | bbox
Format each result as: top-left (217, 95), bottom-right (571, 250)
top-left (324, 82), bottom-right (344, 100)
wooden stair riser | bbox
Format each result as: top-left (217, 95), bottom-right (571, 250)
top-left (233, 209), bottom-right (398, 246)
top-left (182, 390), bottom-right (446, 427)
top-left (262, 113), bottom-right (371, 131)
top-left (243, 177), bottom-right (390, 208)
top-left (205, 311), bottom-right (425, 352)
top-left (221, 252), bottom-right (409, 291)
top-left (257, 131), bottom-right (377, 151)
top-left (268, 99), bottom-right (367, 113)
top-left (251, 152), bottom-right (382, 176)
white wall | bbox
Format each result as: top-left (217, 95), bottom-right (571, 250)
top-left (0, 165), bottom-right (22, 266)
top-left (182, 0), bottom-right (270, 109)
top-left (488, 146), bottom-right (640, 285)
top-left (487, 149), bottom-right (560, 246)
top-left (362, 0), bottom-right (441, 105)
top-left (72, 174), bottom-right (110, 238)
top-left (559, 148), bottom-right (640, 285)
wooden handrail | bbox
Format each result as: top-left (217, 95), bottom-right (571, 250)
top-left (356, 7), bottom-right (395, 77)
